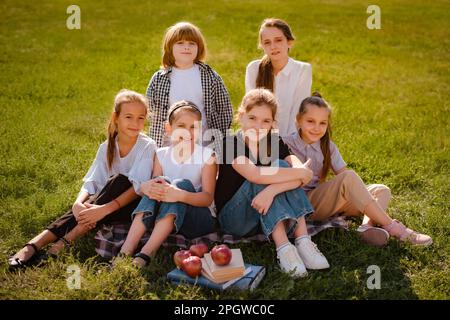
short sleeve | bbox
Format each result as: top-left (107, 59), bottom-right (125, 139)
top-left (220, 135), bottom-right (241, 165)
top-left (278, 137), bottom-right (292, 160)
top-left (128, 140), bottom-right (157, 196)
top-left (80, 143), bottom-right (109, 196)
top-left (330, 141), bottom-right (346, 173)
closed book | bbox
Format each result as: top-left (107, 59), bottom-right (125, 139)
top-left (167, 264), bottom-right (266, 292)
top-left (204, 249), bottom-right (245, 279)
top-left (201, 257), bottom-right (244, 283)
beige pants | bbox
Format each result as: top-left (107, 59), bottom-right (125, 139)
top-left (307, 170), bottom-right (391, 221)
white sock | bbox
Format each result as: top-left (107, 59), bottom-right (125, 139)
top-left (295, 235), bottom-right (310, 246)
top-left (276, 242), bottom-right (291, 253)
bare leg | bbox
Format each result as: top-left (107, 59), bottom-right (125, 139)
top-left (271, 220), bottom-right (290, 248)
top-left (133, 214), bottom-right (175, 267)
top-left (120, 212), bottom-right (147, 256)
top-left (11, 230), bottom-right (58, 261)
top-left (47, 224), bottom-right (91, 255)
top-left (293, 216), bottom-right (308, 238)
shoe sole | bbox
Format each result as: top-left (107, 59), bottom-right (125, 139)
top-left (358, 228), bottom-right (390, 247)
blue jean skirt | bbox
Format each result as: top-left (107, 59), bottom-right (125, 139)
top-left (218, 160), bottom-right (314, 238)
top-left (132, 177), bottom-right (216, 239)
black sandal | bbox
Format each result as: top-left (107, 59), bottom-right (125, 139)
top-left (8, 243), bottom-right (39, 272)
top-left (58, 237), bottom-right (71, 247)
top-left (133, 252), bottom-right (151, 266)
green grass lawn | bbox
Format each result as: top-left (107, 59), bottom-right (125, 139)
top-left (0, 0), bottom-right (449, 300)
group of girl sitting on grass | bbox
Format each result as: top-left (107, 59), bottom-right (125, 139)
top-left (9, 19), bottom-right (432, 278)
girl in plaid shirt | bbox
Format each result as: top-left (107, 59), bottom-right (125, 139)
top-left (147, 21), bottom-right (233, 148)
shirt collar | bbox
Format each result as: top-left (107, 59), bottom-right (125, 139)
top-left (161, 61), bottom-right (206, 75)
top-left (291, 131), bottom-right (322, 152)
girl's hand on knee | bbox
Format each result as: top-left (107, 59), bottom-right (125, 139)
top-left (72, 202), bottom-right (88, 220)
top-left (159, 184), bottom-right (182, 203)
top-left (251, 189), bottom-right (275, 215)
top-left (142, 179), bottom-right (168, 200)
top-left (78, 203), bottom-right (108, 226)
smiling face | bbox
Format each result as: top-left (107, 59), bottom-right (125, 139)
top-left (260, 26), bottom-right (293, 63)
top-left (115, 102), bottom-right (147, 139)
top-left (239, 104), bottom-right (274, 142)
top-left (296, 104), bottom-right (330, 144)
top-left (166, 109), bottom-right (201, 144)
top-left (172, 39), bottom-right (198, 68)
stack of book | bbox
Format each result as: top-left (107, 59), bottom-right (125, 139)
top-left (201, 249), bottom-right (245, 283)
top-left (167, 248), bottom-right (266, 291)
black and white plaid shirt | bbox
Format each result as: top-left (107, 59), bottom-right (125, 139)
top-left (146, 61), bottom-right (233, 147)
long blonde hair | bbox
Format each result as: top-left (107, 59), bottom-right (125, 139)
top-left (107, 89), bottom-right (149, 170)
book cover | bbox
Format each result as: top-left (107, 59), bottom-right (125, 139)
top-left (167, 264), bottom-right (266, 292)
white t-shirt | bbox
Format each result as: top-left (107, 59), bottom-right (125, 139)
top-left (156, 144), bottom-right (214, 192)
top-left (80, 133), bottom-right (157, 197)
top-left (245, 58), bottom-right (312, 137)
top-left (169, 64), bottom-right (207, 131)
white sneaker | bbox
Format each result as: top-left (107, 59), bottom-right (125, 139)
top-left (277, 243), bottom-right (308, 278)
top-left (295, 237), bottom-right (330, 270)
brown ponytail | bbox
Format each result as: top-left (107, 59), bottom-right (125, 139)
top-left (255, 18), bottom-right (295, 92)
top-left (297, 92), bottom-right (332, 182)
top-left (106, 89), bottom-right (149, 170)
top-left (256, 55), bottom-right (274, 92)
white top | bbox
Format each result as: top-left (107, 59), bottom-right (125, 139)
top-left (80, 133), bottom-right (157, 197)
top-left (156, 144), bottom-right (214, 192)
top-left (245, 58), bottom-right (312, 137)
top-left (169, 64), bottom-right (207, 131)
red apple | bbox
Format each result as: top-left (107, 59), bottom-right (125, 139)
top-left (189, 243), bottom-right (209, 258)
top-left (211, 244), bottom-right (232, 266)
top-left (181, 256), bottom-right (202, 278)
top-left (173, 250), bottom-right (191, 269)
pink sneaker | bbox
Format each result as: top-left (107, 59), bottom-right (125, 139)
top-left (383, 219), bottom-right (433, 246)
top-left (356, 224), bottom-right (390, 247)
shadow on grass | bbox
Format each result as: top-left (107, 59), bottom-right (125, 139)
top-left (1, 222), bottom-right (419, 300)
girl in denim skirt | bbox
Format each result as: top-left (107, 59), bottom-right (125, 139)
top-left (215, 89), bottom-right (329, 278)
top-left (119, 100), bottom-right (217, 267)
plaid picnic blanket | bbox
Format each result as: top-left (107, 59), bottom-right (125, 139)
top-left (95, 216), bottom-right (350, 260)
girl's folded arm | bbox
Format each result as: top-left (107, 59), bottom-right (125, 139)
top-left (179, 155), bottom-right (217, 207)
top-left (261, 156), bottom-right (305, 196)
top-left (232, 155), bottom-right (306, 185)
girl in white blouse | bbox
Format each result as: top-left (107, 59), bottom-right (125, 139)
top-left (119, 100), bottom-right (217, 267)
top-left (8, 89), bottom-right (157, 271)
top-left (245, 18), bottom-right (312, 138)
